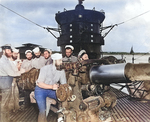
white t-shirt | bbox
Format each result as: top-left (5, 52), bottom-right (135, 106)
top-left (36, 64), bottom-right (66, 85)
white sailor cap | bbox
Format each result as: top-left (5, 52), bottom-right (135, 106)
top-left (25, 50), bottom-right (32, 54)
top-left (12, 47), bottom-right (19, 53)
top-left (44, 49), bottom-right (52, 54)
top-left (51, 53), bottom-right (62, 60)
top-left (65, 45), bottom-right (74, 50)
top-left (33, 47), bottom-right (40, 53)
top-left (78, 50), bottom-right (86, 58)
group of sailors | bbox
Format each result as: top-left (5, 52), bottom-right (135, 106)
top-left (0, 44), bottom-right (89, 122)
top-left (22, 47), bottom-right (53, 71)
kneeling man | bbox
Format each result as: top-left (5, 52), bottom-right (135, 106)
top-left (35, 53), bottom-right (66, 122)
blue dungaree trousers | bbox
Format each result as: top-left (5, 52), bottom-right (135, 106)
top-left (0, 76), bottom-right (13, 122)
top-left (34, 86), bottom-right (57, 115)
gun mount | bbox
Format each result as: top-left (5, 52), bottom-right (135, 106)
top-left (55, 60), bottom-right (150, 122)
top-left (56, 59), bottom-right (117, 122)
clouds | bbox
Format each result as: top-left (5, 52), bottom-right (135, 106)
top-left (0, 0), bottom-right (150, 53)
top-left (100, 0), bottom-right (150, 52)
top-left (0, 1), bottom-right (59, 49)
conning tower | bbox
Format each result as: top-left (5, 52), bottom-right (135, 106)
top-left (55, 0), bottom-right (105, 59)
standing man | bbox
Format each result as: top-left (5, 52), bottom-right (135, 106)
top-left (35, 53), bottom-right (67, 122)
top-left (0, 45), bottom-right (25, 122)
top-left (31, 47), bottom-right (46, 69)
top-left (62, 45), bottom-right (77, 63)
top-left (44, 49), bottom-right (53, 65)
top-left (10, 48), bottom-right (21, 71)
top-left (21, 50), bottom-right (33, 107)
top-left (9, 47), bottom-right (22, 111)
top-left (11, 48), bottom-right (19, 61)
top-left (21, 50), bottom-right (33, 71)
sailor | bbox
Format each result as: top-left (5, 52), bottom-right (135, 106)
top-left (35, 53), bottom-right (66, 122)
top-left (10, 47), bottom-right (21, 71)
top-left (11, 48), bottom-right (19, 60)
top-left (0, 45), bottom-right (25, 76)
top-left (62, 45), bottom-right (77, 63)
top-left (0, 44), bottom-right (24, 122)
top-left (78, 50), bottom-right (89, 61)
top-left (31, 47), bottom-right (46, 69)
top-left (9, 47), bottom-right (22, 111)
top-left (21, 50), bottom-right (34, 107)
top-left (21, 50), bottom-right (33, 71)
top-left (44, 48), bottom-right (53, 65)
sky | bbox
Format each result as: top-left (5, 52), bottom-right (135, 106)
top-left (0, 0), bottom-right (150, 53)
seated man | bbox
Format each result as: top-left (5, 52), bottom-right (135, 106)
top-left (34, 53), bottom-right (66, 122)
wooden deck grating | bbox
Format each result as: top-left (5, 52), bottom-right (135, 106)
top-left (111, 88), bottom-right (150, 122)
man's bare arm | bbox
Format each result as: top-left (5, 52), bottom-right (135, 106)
top-left (37, 82), bottom-right (59, 90)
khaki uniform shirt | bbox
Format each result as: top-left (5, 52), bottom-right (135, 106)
top-left (21, 59), bottom-right (33, 71)
top-left (62, 55), bottom-right (77, 63)
top-left (36, 64), bottom-right (66, 85)
top-left (0, 55), bottom-right (21, 76)
top-left (31, 56), bottom-right (46, 69)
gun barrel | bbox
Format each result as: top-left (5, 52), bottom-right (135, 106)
top-left (90, 63), bottom-right (131, 84)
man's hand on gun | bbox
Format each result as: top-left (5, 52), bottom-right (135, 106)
top-left (52, 84), bottom-right (59, 90)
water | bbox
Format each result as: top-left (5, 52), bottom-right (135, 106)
top-left (103, 54), bottom-right (150, 94)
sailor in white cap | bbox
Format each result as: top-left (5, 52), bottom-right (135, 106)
top-left (62, 45), bottom-right (77, 63)
top-left (21, 50), bottom-right (33, 71)
top-left (9, 47), bottom-right (24, 112)
top-left (78, 50), bottom-right (89, 61)
top-left (0, 44), bottom-right (25, 122)
top-left (8, 47), bottom-right (23, 74)
top-left (0, 44), bottom-right (24, 76)
top-left (44, 48), bottom-right (53, 65)
top-left (31, 47), bottom-right (46, 69)
top-left (11, 47), bottom-right (19, 61)
top-left (35, 53), bottom-right (66, 122)
top-left (10, 48), bottom-right (21, 71)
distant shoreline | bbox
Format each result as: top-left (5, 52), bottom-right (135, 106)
top-left (102, 52), bottom-right (149, 55)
